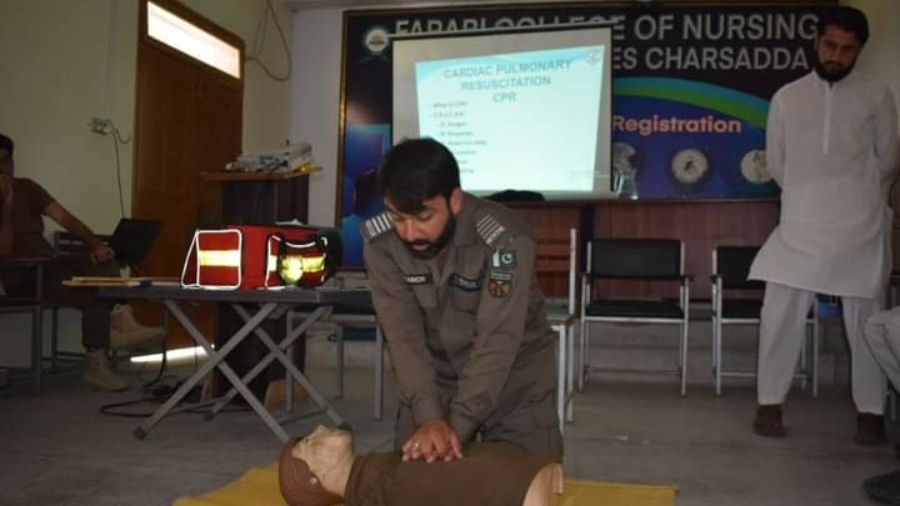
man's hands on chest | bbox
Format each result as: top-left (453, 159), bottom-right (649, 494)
top-left (401, 418), bottom-right (463, 463)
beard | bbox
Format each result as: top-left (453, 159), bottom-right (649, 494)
top-left (814, 58), bottom-right (855, 83)
top-left (402, 214), bottom-right (457, 259)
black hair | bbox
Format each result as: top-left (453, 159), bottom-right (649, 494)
top-left (376, 138), bottom-right (461, 214)
top-left (0, 133), bottom-right (13, 156)
top-left (817, 6), bottom-right (869, 45)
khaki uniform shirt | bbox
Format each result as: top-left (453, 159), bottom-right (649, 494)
top-left (362, 193), bottom-right (557, 443)
top-left (2, 178), bottom-right (55, 256)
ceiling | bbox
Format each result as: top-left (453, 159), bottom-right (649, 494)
top-left (285, 0), bottom-right (647, 11)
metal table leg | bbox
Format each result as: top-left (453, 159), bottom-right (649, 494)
top-left (212, 304), bottom-right (346, 429)
top-left (136, 300), bottom-right (288, 441)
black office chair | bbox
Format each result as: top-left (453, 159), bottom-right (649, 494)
top-left (710, 245), bottom-right (819, 396)
top-left (579, 238), bottom-right (691, 396)
top-left (0, 257), bottom-right (49, 393)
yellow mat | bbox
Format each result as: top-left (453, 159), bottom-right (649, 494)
top-left (173, 463), bottom-right (676, 506)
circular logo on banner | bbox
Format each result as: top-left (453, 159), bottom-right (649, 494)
top-left (739, 149), bottom-right (772, 184)
top-left (671, 148), bottom-right (709, 185)
top-left (363, 26), bottom-right (390, 57)
top-left (613, 142), bottom-right (641, 176)
top-left (669, 148), bottom-right (711, 196)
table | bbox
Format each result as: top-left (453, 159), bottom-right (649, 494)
top-left (97, 285), bottom-right (371, 442)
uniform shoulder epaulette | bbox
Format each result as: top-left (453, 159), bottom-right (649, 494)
top-left (361, 212), bottom-right (394, 242)
top-left (475, 212), bottom-right (510, 247)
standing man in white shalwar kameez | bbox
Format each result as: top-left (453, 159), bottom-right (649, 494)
top-left (749, 6), bottom-right (899, 442)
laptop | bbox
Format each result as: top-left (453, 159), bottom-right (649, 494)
top-left (108, 218), bottom-right (162, 265)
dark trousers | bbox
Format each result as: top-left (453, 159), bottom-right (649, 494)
top-left (5, 254), bottom-right (119, 350)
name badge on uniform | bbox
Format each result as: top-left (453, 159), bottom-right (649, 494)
top-left (451, 273), bottom-right (482, 292)
top-left (404, 273), bottom-right (432, 285)
top-left (488, 271), bottom-right (513, 298)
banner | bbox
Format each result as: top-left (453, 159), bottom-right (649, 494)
top-left (338, 1), bottom-right (834, 266)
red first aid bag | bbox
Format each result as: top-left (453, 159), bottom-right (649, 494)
top-left (180, 225), bottom-right (329, 290)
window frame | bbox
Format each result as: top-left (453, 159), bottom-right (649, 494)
top-left (140, 0), bottom-right (244, 84)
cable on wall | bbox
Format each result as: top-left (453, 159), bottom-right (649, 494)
top-left (107, 120), bottom-right (131, 219)
top-left (245, 0), bottom-right (292, 82)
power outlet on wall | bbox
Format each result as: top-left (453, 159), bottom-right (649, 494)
top-left (89, 117), bottom-right (110, 135)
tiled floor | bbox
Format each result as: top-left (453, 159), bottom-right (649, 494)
top-left (0, 348), bottom-right (895, 506)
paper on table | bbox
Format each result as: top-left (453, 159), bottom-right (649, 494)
top-left (63, 277), bottom-right (181, 288)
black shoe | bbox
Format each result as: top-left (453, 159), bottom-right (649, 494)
top-left (856, 413), bottom-right (888, 446)
top-left (753, 404), bottom-right (785, 437)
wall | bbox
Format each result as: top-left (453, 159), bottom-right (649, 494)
top-left (290, 7), bottom-right (345, 226)
top-left (0, 0), bottom-right (294, 366)
top-left (291, 0), bottom-right (900, 227)
top-left (181, 0), bottom-right (296, 154)
top-left (846, 0), bottom-right (900, 111)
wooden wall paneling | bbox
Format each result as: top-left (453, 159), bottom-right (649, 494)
top-left (509, 203), bottom-right (582, 298)
top-left (593, 199), bottom-right (780, 300)
top-left (498, 199), bottom-right (780, 304)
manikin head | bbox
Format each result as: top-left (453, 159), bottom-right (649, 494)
top-left (376, 138), bottom-right (463, 259)
top-left (279, 426), bottom-right (354, 506)
top-left (291, 425), bottom-right (355, 468)
top-left (813, 6), bottom-right (868, 83)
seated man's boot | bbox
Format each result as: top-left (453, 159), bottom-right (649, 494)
top-left (83, 350), bottom-right (128, 391)
top-left (856, 413), bottom-right (888, 446)
top-left (110, 304), bottom-right (165, 352)
top-left (864, 470), bottom-right (900, 504)
top-left (753, 404), bottom-right (786, 437)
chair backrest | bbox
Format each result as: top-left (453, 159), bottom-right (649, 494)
top-left (588, 238), bottom-right (683, 279)
top-left (713, 245), bottom-right (763, 290)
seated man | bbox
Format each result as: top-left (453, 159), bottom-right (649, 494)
top-left (860, 307), bottom-right (900, 503)
top-left (279, 425), bottom-right (563, 506)
top-left (0, 133), bottom-right (162, 391)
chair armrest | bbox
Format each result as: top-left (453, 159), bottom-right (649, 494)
top-left (0, 255), bottom-right (54, 267)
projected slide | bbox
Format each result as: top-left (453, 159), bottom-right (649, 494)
top-left (415, 46), bottom-right (606, 193)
